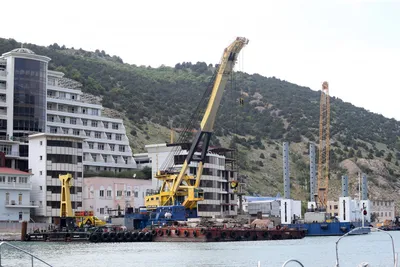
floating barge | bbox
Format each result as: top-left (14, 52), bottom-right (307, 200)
top-left (86, 226), bottom-right (306, 243)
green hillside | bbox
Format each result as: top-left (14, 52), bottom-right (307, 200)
top-left (1, 38), bottom-right (400, 204)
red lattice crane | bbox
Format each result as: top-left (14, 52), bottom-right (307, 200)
top-left (317, 81), bottom-right (330, 209)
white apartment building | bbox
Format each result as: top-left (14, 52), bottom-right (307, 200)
top-left (28, 133), bottom-right (84, 223)
top-left (145, 143), bottom-right (238, 218)
top-left (0, 166), bottom-right (36, 222)
top-left (0, 47), bottom-right (136, 173)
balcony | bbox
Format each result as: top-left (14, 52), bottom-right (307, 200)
top-left (0, 70), bottom-right (6, 80)
top-left (0, 182), bottom-right (32, 190)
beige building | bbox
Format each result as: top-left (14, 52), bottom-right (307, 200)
top-left (370, 200), bottom-right (395, 222)
top-left (327, 200), bottom-right (339, 217)
top-left (82, 177), bottom-right (152, 219)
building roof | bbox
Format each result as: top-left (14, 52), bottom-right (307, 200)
top-left (28, 133), bottom-right (86, 140)
top-left (11, 48), bottom-right (35, 54)
top-left (0, 167), bottom-right (31, 175)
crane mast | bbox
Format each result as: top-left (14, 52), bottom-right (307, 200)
top-left (59, 173), bottom-right (73, 217)
top-left (317, 81), bottom-right (330, 209)
top-left (145, 37), bottom-right (249, 211)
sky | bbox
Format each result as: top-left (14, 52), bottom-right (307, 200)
top-left (2, 0), bottom-right (399, 120)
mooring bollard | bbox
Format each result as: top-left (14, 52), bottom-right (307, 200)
top-left (20, 221), bottom-right (27, 241)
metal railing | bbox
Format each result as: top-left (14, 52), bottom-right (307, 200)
top-left (281, 259), bottom-right (305, 267)
top-left (335, 226), bottom-right (398, 267)
top-left (0, 241), bottom-right (52, 266)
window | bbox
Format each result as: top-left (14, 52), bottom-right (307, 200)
top-left (113, 155), bottom-right (118, 163)
top-left (5, 192), bottom-right (9, 204)
top-left (40, 186), bottom-right (42, 190)
top-left (39, 171), bottom-right (42, 175)
top-left (91, 109), bottom-right (99, 116)
top-left (88, 142), bottom-right (94, 149)
top-left (119, 145), bottom-right (125, 152)
top-left (70, 118), bottom-right (77, 124)
top-left (110, 144), bottom-right (115, 151)
top-left (73, 129), bottom-right (80, 136)
top-left (60, 117), bottom-right (66, 123)
top-left (117, 191), bottom-right (123, 197)
top-left (63, 128), bottom-right (69, 134)
top-left (103, 155), bottom-right (108, 163)
top-left (103, 122), bottom-right (109, 128)
top-left (84, 130), bottom-right (91, 137)
top-left (99, 189), bottom-right (104, 197)
top-left (82, 108), bottom-right (86, 114)
top-left (106, 133), bottom-right (112, 140)
top-left (134, 191), bottom-right (139, 197)
top-left (82, 119), bottom-right (88, 126)
top-left (91, 120), bottom-right (98, 127)
top-left (40, 141), bottom-right (43, 146)
top-left (39, 201), bottom-right (42, 207)
top-left (18, 193), bottom-right (22, 205)
top-left (19, 212), bottom-right (22, 221)
top-left (389, 212), bottom-right (392, 217)
top-left (58, 105), bottom-right (65, 111)
top-left (123, 156), bottom-right (128, 164)
top-left (112, 123), bottom-right (119, 130)
top-left (116, 134), bottom-right (122, 141)
top-left (100, 208), bottom-right (104, 214)
top-left (50, 127), bottom-right (57, 133)
top-left (47, 115), bottom-right (54, 122)
top-left (107, 190), bottom-right (112, 197)
top-left (98, 143), bottom-right (104, 150)
top-left (95, 132), bottom-right (101, 138)
top-left (92, 154), bottom-right (97, 162)
top-left (8, 177), bottom-right (16, 183)
top-left (40, 155), bottom-right (43, 160)
top-left (126, 191), bottom-right (131, 197)
top-left (0, 176), bottom-right (5, 182)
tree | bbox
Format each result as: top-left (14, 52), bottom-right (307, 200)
top-left (368, 153), bottom-right (374, 159)
top-left (260, 153), bottom-right (265, 159)
top-left (348, 148), bottom-right (355, 158)
top-left (385, 152), bottom-right (393, 162)
top-left (356, 150), bottom-right (362, 158)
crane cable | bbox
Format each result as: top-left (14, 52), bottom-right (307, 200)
top-left (160, 67), bottom-right (219, 172)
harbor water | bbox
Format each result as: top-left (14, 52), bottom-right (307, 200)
top-left (1, 231), bottom-right (399, 267)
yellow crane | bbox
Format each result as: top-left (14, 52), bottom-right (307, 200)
top-left (59, 173), bottom-right (73, 217)
top-left (317, 81), bottom-right (330, 209)
top-left (145, 37), bottom-right (249, 211)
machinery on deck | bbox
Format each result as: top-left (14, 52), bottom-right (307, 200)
top-left (59, 173), bottom-right (105, 229)
top-left (126, 37), bottom-right (249, 229)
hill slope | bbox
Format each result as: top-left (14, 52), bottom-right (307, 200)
top-left (1, 38), bottom-right (400, 205)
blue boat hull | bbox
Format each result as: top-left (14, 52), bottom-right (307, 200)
top-left (287, 222), bottom-right (370, 236)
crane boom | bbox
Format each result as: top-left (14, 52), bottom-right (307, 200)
top-left (317, 81), bottom-right (330, 209)
top-left (172, 37), bottom-right (249, 194)
top-left (145, 37), bottom-right (249, 211)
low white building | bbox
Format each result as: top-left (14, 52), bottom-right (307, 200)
top-left (371, 200), bottom-right (395, 222)
top-left (82, 177), bottom-right (152, 219)
top-left (0, 167), bottom-right (36, 222)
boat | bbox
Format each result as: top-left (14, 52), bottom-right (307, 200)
top-left (287, 221), bottom-right (370, 236)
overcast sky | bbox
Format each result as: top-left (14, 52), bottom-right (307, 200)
top-left (3, 0), bottom-right (399, 120)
